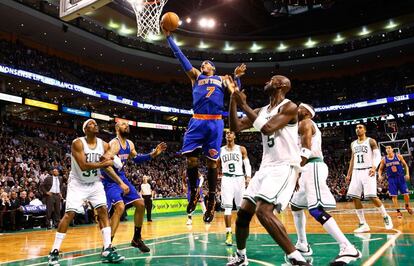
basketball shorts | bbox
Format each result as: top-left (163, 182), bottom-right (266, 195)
top-left (103, 174), bottom-right (141, 211)
top-left (347, 168), bottom-right (378, 199)
top-left (65, 178), bottom-right (107, 213)
top-left (181, 118), bottom-right (224, 160)
top-left (221, 174), bottom-right (245, 209)
top-left (187, 179), bottom-right (204, 202)
top-left (244, 164), bottom-right (299, 212)
top-left (290, 161), bottom-right (336, 210)
top-left (388, 175), bottom-right (409, 196)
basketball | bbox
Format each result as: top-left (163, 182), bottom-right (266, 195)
top-left (161, 12), bottom-right (180, 32)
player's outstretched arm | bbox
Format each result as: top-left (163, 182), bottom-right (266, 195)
top-left (298, 119), bottom-right (313, 167)
top-left (129, 141), bottom-right (167, 164)
top-left (161, 24), bottom-right (200, 82)
top-left (71, 139), bottom-right (113, 171)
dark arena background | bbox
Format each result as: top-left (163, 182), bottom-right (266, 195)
top-left (0, 0), bottom-right (414, 265)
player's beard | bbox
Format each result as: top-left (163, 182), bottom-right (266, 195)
top-left (119, 130), bottom-right (129, 138)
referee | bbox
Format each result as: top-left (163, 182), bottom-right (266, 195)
top-left (140, 175), bottom-right (154, 222)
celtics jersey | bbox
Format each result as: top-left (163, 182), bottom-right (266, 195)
top-left (351, 137), bottom-right (373, 169)
top-left (69, 137), bottom-right (104, 183)
top-left (220, 145), bottom-right (244, 176)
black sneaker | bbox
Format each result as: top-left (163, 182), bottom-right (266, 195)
top-left (203, 197), bottom-right (216, 223)
top-left (288, 258), bottom-right (312, 266)
top-left (226, 252), bottom-right (248, 266)
top-left (186, 188), bottom-right (201, 214)
top-left (48, 249), bottom-right (60, 266)
top-left (101, 245), bottom-right (124, 263)
top-left (131, 238), bottom-right (150, 253)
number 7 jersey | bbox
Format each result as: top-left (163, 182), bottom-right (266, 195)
top-left (258, 99), bottom-right (301, 168)
top-left (351, 137), bottom-right (373, 169)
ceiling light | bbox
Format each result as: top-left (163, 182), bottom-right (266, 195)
top-left (277, 42), bottom-right (287, 51)
top-left (359, 26), bottom-right (370, 36)
top-left (108, 20), bottom-right (120, 29)
top-left (333, 33), bottom-right (344, 42)
top-left (385, 20), bottom-right (398, 29)
top-left (250, 42), bottom-right (262, 52)
top-left (146, 32), bottom-right (163, 41)
top-left (119, 24), bottom-right (134, 35)
top-left (223, 42), bottom-right (234, 51)
top-left (198, 40), bottom-right (210, 49)
top-left (186, 17), bottom-right (191, 23)
top-left (305, 38), bottom-right (317, 47)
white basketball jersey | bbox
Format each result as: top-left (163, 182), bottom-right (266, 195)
top-left (220, 145), bottom-right (244, 176)
top-left (259, 99), bottom-right (301, 167)
top-left (306, 120), bottom-right (323, 159)
top-left (351, 137), bottom-right (373, 169)
top-left (69, 137), bottom-right (104, 183)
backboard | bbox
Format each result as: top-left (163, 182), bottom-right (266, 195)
top-left (378, 139), bottom-right (411, 157)
top-left (60, 0), bottom-right (112, 21)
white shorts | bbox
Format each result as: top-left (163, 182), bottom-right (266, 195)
top-left (221, 174), bottom-right (245, 209)
top-left (290, 161), bottom-right (336, 210)
top-left (65, 178), bottom-right (107, 213)
top-left (347, 168), bottom-right (378, 199)
top-left (244, 164), bottom-right (299, 212)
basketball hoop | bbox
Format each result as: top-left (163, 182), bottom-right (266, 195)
top-left (127, 0), bottom-right (168, 39)
top-left (384, 120), bottom-right (398, 141)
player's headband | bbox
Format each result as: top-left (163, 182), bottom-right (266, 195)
top-left (299, 103), bottom-right (315, 118)
top-left (82, 119), bottom-right (96, 133)
top-left (202, 60), bottom-right (216, 72)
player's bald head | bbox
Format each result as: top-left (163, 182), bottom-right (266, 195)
top-left (115, 121), bottom-right (130, 137)
top-left (264, 75), bottom-right (291, 95)
top-left (274, 75), bottom-right (291, 91)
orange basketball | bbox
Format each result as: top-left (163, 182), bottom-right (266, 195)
top-left (161, 12), bottom-right (180, 32)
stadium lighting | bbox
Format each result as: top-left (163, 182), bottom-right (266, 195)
top-left (186, 17), bottom-right (191, 23)
top-left (333, 33), bottom-right (344, 43)
top-left (207, 18), bottom-right (215, 28)
top-left (223, 42), bottom-right (235, 51)
top-left (178, 20), bottom-right (183, 26)
top-left (199, 18), bottom-right (215, 29)
top-left (146, 33), bottom-right (163, 41)
top-left (173, 37), bottom-right (184, 46)
top-left (199, 18), bottom-right (207, 27)
top-left (359, 26), bottom-right (370, 36)
top-left (250, 42), bottom-right (262, 52)
top-left (305, 38), bottom-right (317, 47)
top-left (119, 24), bottom-right (134, 35)
top-left (385, 20), bottom-right (398, 29)
top-left (198, 40), bottom-right (210, 49)
top-left (277, 42), bottom-right (287, 51)
top-left (108, 20), bottom-right (120, 29)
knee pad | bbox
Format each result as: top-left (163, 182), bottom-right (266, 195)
top-left (235, 209), bottom-right (253, 228)
top-left (309, 207), bottom-right (331, 225)
top-left (224, 208), bottom-right (232, 216)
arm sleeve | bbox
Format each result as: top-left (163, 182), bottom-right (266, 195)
top-left (234, 76), bottom-right (242, 89)
top-left (373, 149), bottom-right (381, 169)
top-left (167, 36), bottom-right (193, 72)
top-left (243, 158), bottom-right (252, 177)
top-left (132, 154), bottom-right (151, 164)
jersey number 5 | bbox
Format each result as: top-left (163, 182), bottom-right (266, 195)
top-left (267, 135), bottom-right (275, 148)
top-left (206, 86), bottom-right (215, 98)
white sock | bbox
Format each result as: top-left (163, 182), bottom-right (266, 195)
top-left (356, 209), bottom-right (366, 224)
top-left (52, 232), bottom-right (66, 251)
top-left (201, 201), bottom-right (207, 214)
top-left (237, 248), bottom-right (246, 256)
top-left (287, 250), bottom-right (306, 262)
top-left (292, 210), bottom-right (307, 244)
top-left (377, 205), bottom-right (388, 218)
top-left (226, 227), bottom-right (232, 233)
top-left (323, 218), bottom-right (351, 248)
top-left (101, 227), bottom-right (112, 249)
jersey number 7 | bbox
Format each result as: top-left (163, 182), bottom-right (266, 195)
top-left (206, 86), bottom-right (216, 98)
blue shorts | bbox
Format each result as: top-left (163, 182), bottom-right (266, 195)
top-left (181, 118), bottom-right (224, 160)
top-left (103, 175), bottom-right (141, 211)
top-left (187, 179), bottom-right (204, 202)
top-left (388, 175), bottom-right (409, 196)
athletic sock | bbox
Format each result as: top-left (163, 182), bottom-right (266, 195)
top-left (226, 227), bottom-right (232, 233)
top-left (101, 227), bottom-right (111, 249)
top-left (377, 205), bottom-right (388, 218)
top-left (52, 232), bottom-right (66, 252)
top-left (356, 209), bottom-right (366, 224)
top-left (133, 226), bottom-right (142, 241)
top-left (237, 248), bottom-right (246, 256)
top-left (292, 210), bottom-right (307, 244)
top-left (322, 218), bottom-right (352, 248)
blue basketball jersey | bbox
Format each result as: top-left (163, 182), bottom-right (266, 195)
top-left (385, 154), bottom-right (404, 178)
top-left (102, 138), bottom-right (130, 183)
top-left (192, 74), bottom-right (224, 115)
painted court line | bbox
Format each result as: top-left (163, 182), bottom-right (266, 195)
top-left (260, 237), bottom-right (383, 247)
top-left (362, 228), bottom-right (402, 266)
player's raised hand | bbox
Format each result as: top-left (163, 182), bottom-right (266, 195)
top-left (232, 89), bottom-right (248, 107)
top-left (160, 22), bottom-right (171, 36)
top-left (223, 75), bottom-right (239, 94)
top-left (234, 63), bottom-right (247, 78)
top-left (151, 142), bottom-right (167, 158)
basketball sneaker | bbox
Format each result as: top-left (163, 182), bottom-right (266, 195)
top-left (203, 197), bottom-right (216, 223)
top-left (284, 255), bottom-right (313, 266)
top-left (131, 238), bottom-right (150, 253)
top-left (353, 223), bottom-right (370, 233)
top-left (226, 251), bottom-right (248, 266)
top-left (383, 214), bottom-right (393, 230)
top-left (397, 210), bottom-right (403, 219)
top-left (101, 245), bottom-right (124, 263)
top-left (330, 245), bottom-right (361, 265)
top-left (48, 249), bottom-right (60, 266)
top-left (187, 188), bottom-right (200, 214)
top-left (186, 218), bottom-right (193, 225)
top-left (405, 204), bottom-right (413, 215)
top-left (225, 232), bottom-right (233, 246)
top-left (295, 241), bottom-right (313, 256)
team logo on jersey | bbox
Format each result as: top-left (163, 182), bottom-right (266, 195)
top-left (209, 149), bottom-right (218, 157)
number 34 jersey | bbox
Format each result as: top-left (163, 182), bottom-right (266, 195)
top-left (69, 137), bottom-right (105, 183)
top-left (258, 99), bottom-right (301, 168)
top-left (220, 145), bottom-right (244, 176)
top-left (351, 137), bottom-right (373, 169)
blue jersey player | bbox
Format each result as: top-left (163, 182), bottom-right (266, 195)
top-left (378, 145), bottom-right (412, 218)
top-left (102, 121), bottom-right (167, 252)
top-left (162, 24), bottom-right (246, 222)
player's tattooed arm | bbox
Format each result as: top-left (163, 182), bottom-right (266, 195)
top-left (71, 139), bottom-right (113, 171)
top-left (346, 148), bottom-right (354, 183)
top-left (298, 119), bottom-right (313, 166)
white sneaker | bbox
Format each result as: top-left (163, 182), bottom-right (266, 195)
top-left (383, 215), bottom-right (393, 230)
top-left (186, 218), bottom-right (192, 225)
top-left (353, 223), bottom-right (370, 233)
top-left (295, 241), bottom-right (313, 256)
top-left (330, 245), bottom-right (361, 265)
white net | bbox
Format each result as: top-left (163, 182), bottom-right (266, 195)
top-left (127, 0), bottom-right (168, 39)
